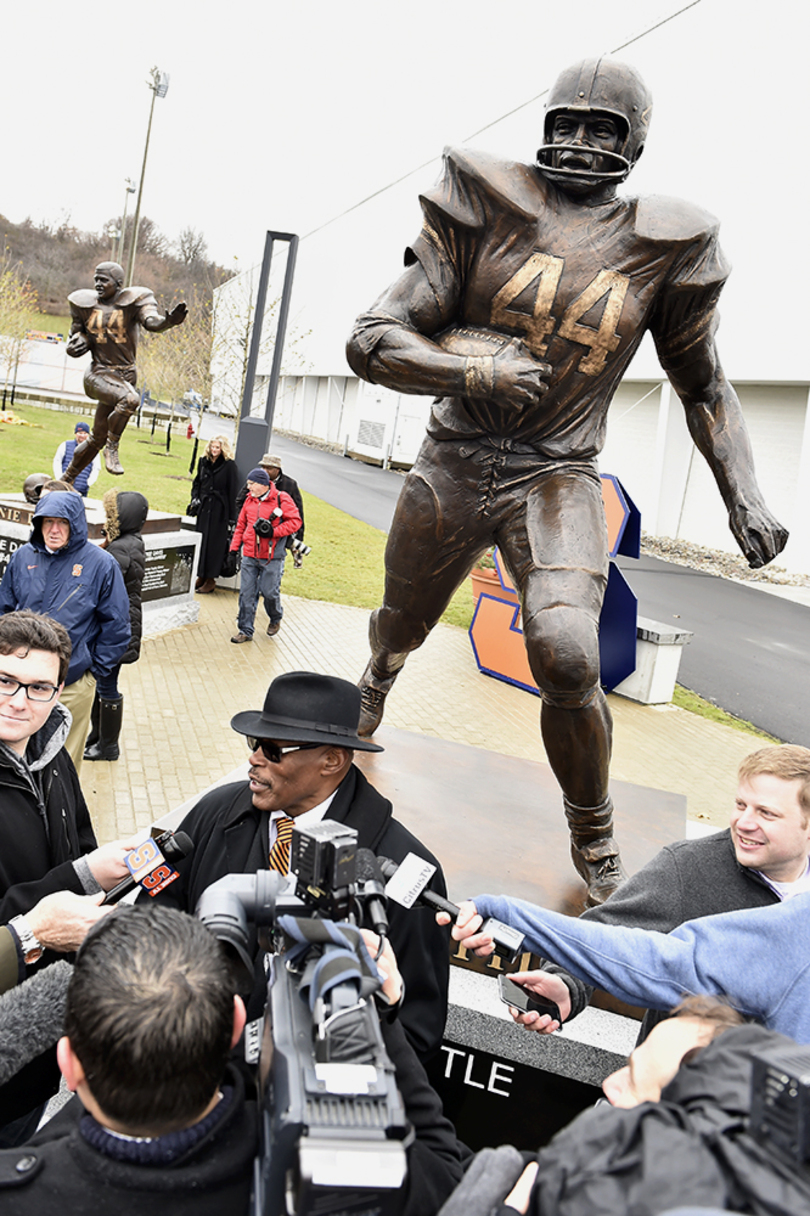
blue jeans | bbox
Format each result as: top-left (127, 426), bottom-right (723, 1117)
top-left (237, 556), bottom-right (284, 637)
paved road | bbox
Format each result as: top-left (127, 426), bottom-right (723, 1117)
top-left (257, 433), bottom-right (405, 533)
top-left (615, 555), bottom-right (810, 748)
top-left (263, 434), bottom-right (810, 745)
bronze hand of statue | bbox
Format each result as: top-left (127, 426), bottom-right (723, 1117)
top-left (491, 338), bottom-right (552, 411)
top-left (66, 332), bottom-right (90, 359)
top-left (729, 499), bottom-right (789, 569)
top-left (166, 301), bottom-right (188, 327)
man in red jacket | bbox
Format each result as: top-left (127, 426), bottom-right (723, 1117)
top-left (229, 468), bottom-right (301, 643)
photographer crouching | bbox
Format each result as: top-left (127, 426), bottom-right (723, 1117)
top-left (0, 905), bottom-right (254, 1213)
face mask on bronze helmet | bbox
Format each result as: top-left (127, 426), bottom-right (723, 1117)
top-left (536, 57), bottom-right (652, 188)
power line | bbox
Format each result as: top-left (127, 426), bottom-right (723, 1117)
top-left (300, 0), bottom-right (702, 245)
top-left (464, 0), bottom-right (702, 141)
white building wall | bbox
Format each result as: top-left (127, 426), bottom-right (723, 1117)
top-left (599, 381), bottom-right (664, 524)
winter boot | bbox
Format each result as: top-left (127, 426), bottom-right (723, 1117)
top-left (83, 693), bottom-right (102, 756)
top-left (83, 696), bottom-right (124, 762)
top-left (564, 796), bottom-right (627, 907)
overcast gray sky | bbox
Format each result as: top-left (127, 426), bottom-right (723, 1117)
top-left (3, 0), bottom-right (806, 376)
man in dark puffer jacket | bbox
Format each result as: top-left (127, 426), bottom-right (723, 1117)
top-left (84, 490), bottom-right (148, 763)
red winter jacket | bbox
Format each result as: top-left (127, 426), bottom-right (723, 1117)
top-left (230, 485), bottom-right (301, 560)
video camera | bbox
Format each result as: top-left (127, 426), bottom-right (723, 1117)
top-left (751, 1040), bottom-right (810, 1167)
top-left (196, 821), bottom-right (409, 1216)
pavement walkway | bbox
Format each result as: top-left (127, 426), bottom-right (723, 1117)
top-left (81, 584), bottom-right (766, 845)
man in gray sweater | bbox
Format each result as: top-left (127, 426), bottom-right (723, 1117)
top-left (506, 744), bottom-right (810, 1040)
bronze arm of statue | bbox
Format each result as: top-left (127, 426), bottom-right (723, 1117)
top-left (143, 301), bottom-right (188, 333)
top-left (62, 263), bottom-right (187, 482)
top-left (353, 264), bottom-right (553, 411)
top-left (666, 340), bottom-right (787, 569)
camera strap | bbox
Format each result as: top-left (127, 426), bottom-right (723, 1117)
top-left (277, 916), bottom-right (381, 1011)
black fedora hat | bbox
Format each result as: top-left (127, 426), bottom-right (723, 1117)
top-left (230, 671), bottom-right (383, 752)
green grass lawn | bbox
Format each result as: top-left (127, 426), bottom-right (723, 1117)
top-left (24, 313), bottom-right (72, 336)
top-left (0, 402), bottom-right (476, 630)
top-left (0, 402), bottom-right (199, 515)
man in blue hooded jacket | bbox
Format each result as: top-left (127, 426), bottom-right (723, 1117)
top-left (0, 491), bottom-right (130, 771)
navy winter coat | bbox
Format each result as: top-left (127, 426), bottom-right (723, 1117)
top-left (0, 491), bottom-right (130, 685)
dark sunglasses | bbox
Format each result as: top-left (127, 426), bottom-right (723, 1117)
top-left (247, 738), bottom-right (321, 764)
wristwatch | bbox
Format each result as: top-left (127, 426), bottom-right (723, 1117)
top-left (8, 916), bottom-right (43, 965)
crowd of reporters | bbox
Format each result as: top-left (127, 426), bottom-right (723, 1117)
top-left (0, 605), bottom-right (809, 1214)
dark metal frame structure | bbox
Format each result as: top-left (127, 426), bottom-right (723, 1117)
top-left (234, 230), bottom-right (299, 482)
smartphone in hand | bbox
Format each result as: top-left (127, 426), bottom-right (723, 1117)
top-left (498, 973), bottom-right (561, 1023)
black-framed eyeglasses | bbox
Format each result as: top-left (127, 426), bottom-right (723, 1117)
top-left (247, 738), bottom-right (321, 764)
top-left (0, 674), bottom-right (60, 703)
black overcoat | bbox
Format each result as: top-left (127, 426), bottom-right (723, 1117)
top-left (191, 455), bottom-right (239, 579)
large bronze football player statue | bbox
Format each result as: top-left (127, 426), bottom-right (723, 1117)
top-left (63, 263), bottom-right (187, 480)
top-left (346, 58), bottom-right (788, 905)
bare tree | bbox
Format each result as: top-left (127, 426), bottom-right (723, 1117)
top-left (138, 284), bottom-right (214, 406)
top-left (176, 227), bottom-right (208, 267)
top-left (209, 260), bottom-right (310, 433)
top-left (0, 250), bottom-right (38, 403)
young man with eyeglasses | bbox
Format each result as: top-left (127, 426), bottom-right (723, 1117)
top-left (0, 490), bottom-right (130, 774)
top-left (147, 670), bottom-right (451, 1062)
top-left (0, 610), bottom-right (135, 1143)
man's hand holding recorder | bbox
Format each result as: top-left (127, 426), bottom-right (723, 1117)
top-left (437, 898), bottom-right (570, 1034)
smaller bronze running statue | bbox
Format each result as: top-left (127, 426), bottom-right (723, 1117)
top-left (63, 262), bottom-right (187, 480)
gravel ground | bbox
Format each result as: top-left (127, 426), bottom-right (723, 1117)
top-left (640, 534), bottom-right (810, 587)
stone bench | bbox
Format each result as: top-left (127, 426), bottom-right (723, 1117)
top-left (613, 615), bottom-right (693, 705)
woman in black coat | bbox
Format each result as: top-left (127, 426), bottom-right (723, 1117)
top-left (84, 489), bottom-right (148, 762)
top-left (190, 435), bottom-right (239, 594)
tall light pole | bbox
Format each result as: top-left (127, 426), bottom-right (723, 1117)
top-left (117, 177), bottom-right (137, 267)
top-left (125, 67), bottom-right (169, 287)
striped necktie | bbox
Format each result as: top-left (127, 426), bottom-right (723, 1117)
top-left (268, 815), bottom-right (294, 874)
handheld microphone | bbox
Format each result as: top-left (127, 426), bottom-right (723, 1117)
top-left (377, 854), bottom-right (525, 963)
top-left (102, 829), bottom-right (193, 905)
top-left (436, 1145), bottom-right (526, 1216)
top-left (355, 848), bottom-right (389, 939)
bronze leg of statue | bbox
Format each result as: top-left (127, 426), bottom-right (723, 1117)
top-left (103, 403), bottom-right (138, 476)
top-left (501, 465), bottom-right (625, 905)
top-left (72, 367), bottom-right (139, 478)
top-left (360, 436), bottom-right (626, 904)
top-left (62, 397), bottom-right (109, 485)
top-left (62, 435), bottom-right (103, 485)
top-left (357, 457), bottom-right (489, 734)
top-left (356, 434), bottom-right (516, 727)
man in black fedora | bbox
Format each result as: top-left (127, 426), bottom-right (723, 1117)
top-left (149, 671), bottom-right (450, 1061)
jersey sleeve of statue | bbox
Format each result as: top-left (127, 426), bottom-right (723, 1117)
top-left (118, 288), bottom-right (162, 327)
top-left (348, 148), bottom-right (541, 381)
top-left (640, 195), bottom-right (731, 374)
top-left (406, 147), bottom-right (540, 310)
